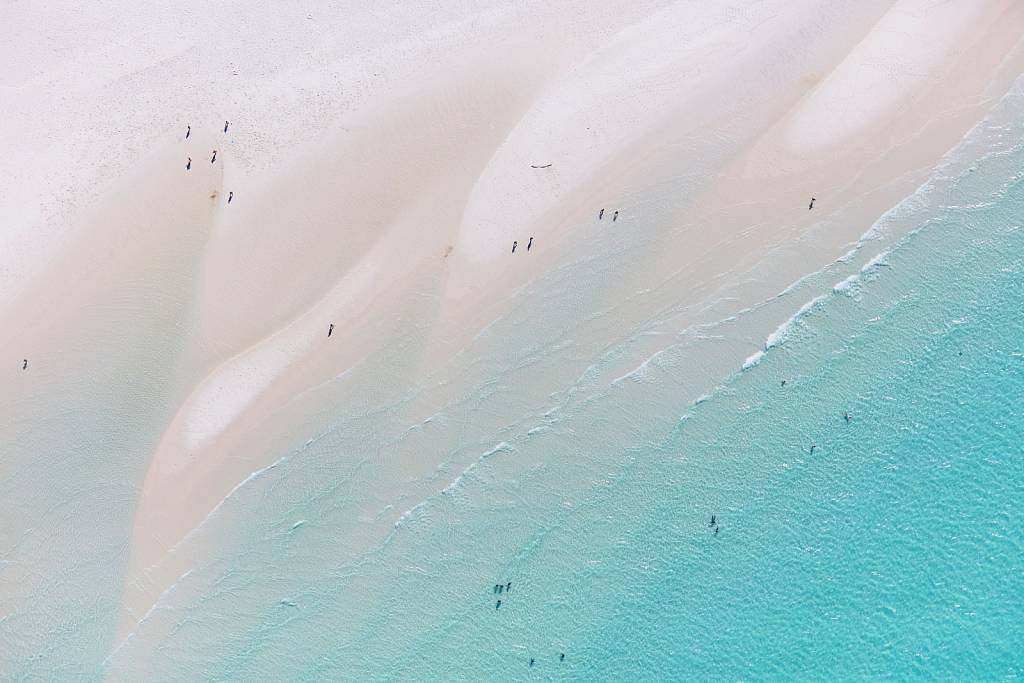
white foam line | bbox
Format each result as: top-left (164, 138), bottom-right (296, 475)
top-left (392, 501), bottom-right (429, 529)
top-left (741, 350), bottom-right (766, 370)
top-left (611, 346), bottom-right (670, 385)
top-left (765, 294), bottom-right (829, 349)
top-left (862, 249), bottom-right (890, 271)
top-left (102, 568), bottom-right (195, 667)
top-left (742, 293), bottom-right (830, 371)
top-left (158, 456), bottom-right (288, 566)
top-left (832, 273), bottom-right (859, 294)
top-left (110, 457), bottom-right (290, 666)
top-left (440, 441), bottom-right (513, 496)
top-left (835, 249), bottom-right (891, 294)
top-left (836, 245), bottom-right (860, 264)
top-left (774, 267), bottom-right (821, 297)
top-left (388, 441), bottom-right (515, 541)
top-left (390, 442), bottom-right (514, 538)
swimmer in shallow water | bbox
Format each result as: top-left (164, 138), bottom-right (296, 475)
top-left (613, 210), bottom-right (619, 221)
top-left (23, 359), bottom-right (27, 370)
top-left (496, 600), bottom-right (501, 609)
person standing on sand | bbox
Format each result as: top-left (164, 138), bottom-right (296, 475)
top-left (228, 191), bottom-right (233, 203)
top-left (613, 210), bottom-right (618, 222)
top-left (186, 125), bottom-right (191, 139)
top-left (224, 120), bottom-right (230, 133)
top-left (186, 157), bottom-right (191, 170)
top-left (599, 209), bottom-right (604, 220)
top-left (328, 324), bottom-right (334, 338)
top-left (527, 237), bottom-right (533, 251)
top-left (22, 359), bottom-right (27, 370)
top-left (512, 241), bottom-right (518, 254)
top-left (211, 150), bottom-right (217, 163)
top-left (809, 197), bottom-right (816, 210)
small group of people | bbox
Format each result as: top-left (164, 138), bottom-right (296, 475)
top-left (598, 208), bottom-right (619, 222)
top-left (186, 121), bottom-right (228, 138)
top-left (528, 652), bottom-right (566, 667)
top-left (491, 581), bottom-right (567, 665)
top-left (183, 121), bottom-right (233, 204)
top-left (511, 237), bottom-right (533, 254)
top-left (805, 411), bottom-right (851, 454)
top-left (494, 580), bottom-right (511, 608)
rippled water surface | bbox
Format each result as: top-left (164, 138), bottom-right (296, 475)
top-left (147, 87), bottom-right (1024, 682)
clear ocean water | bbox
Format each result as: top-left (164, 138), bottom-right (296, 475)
top-left (100, 84), bottom-right (1023, 681)
top-left (7, 82), bottom-right (1024, 681)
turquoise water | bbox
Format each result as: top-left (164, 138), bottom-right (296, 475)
top-left (8, 81), bottom-right (1019, 680)
top-left (91, 86), bottom-right (1024, 680)
top-left (367, 109), bottom-right (1024, 680)
top-left (95, 83), bottom-right (1024, 681)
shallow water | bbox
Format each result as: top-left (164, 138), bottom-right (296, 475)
top-left (87, 82), bottom-right (1024, 681)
